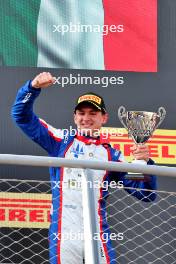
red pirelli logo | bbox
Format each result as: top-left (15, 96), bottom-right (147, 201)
top-left (0, 192), bottom-right (51, 228)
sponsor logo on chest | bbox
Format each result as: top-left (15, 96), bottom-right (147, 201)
top-left (70, 143), bottom-right (84, 158)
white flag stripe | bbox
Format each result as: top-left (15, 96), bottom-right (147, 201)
top-left (37, 0), bottom-right (105, 69)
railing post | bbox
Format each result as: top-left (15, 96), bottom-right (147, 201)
top-left (82, 169), bottom-right (101, 264)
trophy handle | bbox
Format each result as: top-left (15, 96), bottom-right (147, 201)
top-left (118, 106), bottom-right (128, 130)
top-left (155, 107), bottom-right (166, 130)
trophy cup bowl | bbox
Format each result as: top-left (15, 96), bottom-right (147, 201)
top-left (118, 106), bottom-right (166, 164)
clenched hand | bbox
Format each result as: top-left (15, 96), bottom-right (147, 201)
top-left (31, 72), bottom-right (55, 88)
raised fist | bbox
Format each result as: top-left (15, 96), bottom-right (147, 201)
top-left (31, 72), bottom-right (55, 88)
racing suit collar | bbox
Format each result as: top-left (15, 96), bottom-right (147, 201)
top-left (75, 134), bottom-right (101, 145)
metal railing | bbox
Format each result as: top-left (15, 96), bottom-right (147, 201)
top-left (0, 154), bottom-right (176, 177)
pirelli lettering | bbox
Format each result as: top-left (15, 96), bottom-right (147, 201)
top-left (0, 192), bottom-right (51, 228)
top-left (78, 95), bottom-right (101, 104)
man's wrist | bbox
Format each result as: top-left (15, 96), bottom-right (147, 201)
top-left (29, 80), bottom-right (41, 92)
top-left (31, 79), bottom-right (41, 89)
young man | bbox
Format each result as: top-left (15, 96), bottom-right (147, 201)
top-left (12, 72), bottom-right (157, 264)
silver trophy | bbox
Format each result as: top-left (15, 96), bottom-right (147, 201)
top-left (118, 106), bottom-right (166, 164)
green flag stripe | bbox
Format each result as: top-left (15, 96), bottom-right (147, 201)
top-left (0, 0), bottom-right (40, 66)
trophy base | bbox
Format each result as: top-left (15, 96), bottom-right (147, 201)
top-left (132, 159), bottom-right (147, 165)
top-left (127, 160), bottom-right (147, 179)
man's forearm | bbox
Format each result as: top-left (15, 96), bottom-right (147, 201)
top-left (11, 80), bottom-right (41, 123)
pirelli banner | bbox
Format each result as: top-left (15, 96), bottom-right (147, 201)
top-left (102, 128), bottom-right (176, 165)
top-left (0, 192), bottom-right (51, 229)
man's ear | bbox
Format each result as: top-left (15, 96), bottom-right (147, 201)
top-left (102, 113), bottom-right (108, 124)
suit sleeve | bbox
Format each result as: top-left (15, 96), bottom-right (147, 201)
top-left (111, 151), bottom-right (157, 202)
top-left (11, 80), bottom-right (63, 156)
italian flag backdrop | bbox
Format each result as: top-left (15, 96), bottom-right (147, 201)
top-left (0, 0), bottom-right (157, 71)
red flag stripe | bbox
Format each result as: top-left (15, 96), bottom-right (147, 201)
top-left (103, 0), bottom-right (157, 72)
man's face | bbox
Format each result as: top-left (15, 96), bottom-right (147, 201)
top-left (74, 104), bottom-right (108, 136)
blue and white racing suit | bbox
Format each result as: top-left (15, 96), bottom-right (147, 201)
top-left (12, 81), bottom-right (157, 264)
